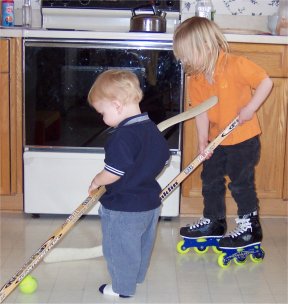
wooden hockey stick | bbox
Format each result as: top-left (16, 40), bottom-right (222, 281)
top-left (0, 96), bottom-right (217, 303)
top-left (159, 116), bottom-right (239, 201)
top-left (43, 116), bottom-right (240, 263)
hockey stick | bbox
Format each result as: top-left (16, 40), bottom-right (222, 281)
top-left (0, 96), bottom-right (217, 303)
top-left (43, 116), bottom-right (240, 263)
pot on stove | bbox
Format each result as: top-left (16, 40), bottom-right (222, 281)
top-left (130, 4), bottom-right (167, 33)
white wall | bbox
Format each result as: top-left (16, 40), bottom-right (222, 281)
top-left (14, 0), bottom-right (41, 27)
top-left (180, 0), bottom-right (280, 31)
top-left (181, 0), bottom-right (279, 15)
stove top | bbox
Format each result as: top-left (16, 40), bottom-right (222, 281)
top-left (42, 0), bottom-right (180, 12)
top-left (41, 1), bottom-right (180, 32)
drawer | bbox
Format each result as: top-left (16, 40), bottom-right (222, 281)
top-left (229, 43), bottom-right (288, 78)
top-left (0, 39), bottom-right (9, 73)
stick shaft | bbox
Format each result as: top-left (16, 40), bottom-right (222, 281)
top-left (160, 117), bottom-right (239, 201)
top-left (0, 186), bottom-right (106, 303)
top-left (0, 99), bottom-right (217, 303)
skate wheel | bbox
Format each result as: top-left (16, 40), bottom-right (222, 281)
top-left (217, 253), bottom-right (231, 268)
top-left (194, 246), bottom-right (209, 254)
top-left (192, 238), bottom-right (208, 254)
top-left (250, 246), bottom-right (265, 263)
top-left (176, 240), bottom-right (190, 254)
top-left (212, 246), bottom-right (222, 254)
top-left (233, 256), bottom-right (247, 265)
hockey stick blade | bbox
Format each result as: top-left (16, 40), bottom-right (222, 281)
top-left (43, 246), bottom-right (103, 262)
top-left (0, 97), bottom-right (218, 303)
top-left (157, 96), bottom-right (217, 132)
top-left (43, 116), bottom-right (239, 264)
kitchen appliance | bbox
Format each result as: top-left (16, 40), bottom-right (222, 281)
top-left (130, 4), bottom-right (167, 33)
top-left (41, 0), bottom-right (180, 32)
top-left (23, 38), bottom-right (184, 217)
top-left (276, 0), bottom-right (288, 35)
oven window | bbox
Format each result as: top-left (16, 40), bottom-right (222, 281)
top-left (24, 41), bottom-right (183, 151)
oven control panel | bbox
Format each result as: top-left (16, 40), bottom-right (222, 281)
top-left (41, 0), bottom-right (180, 12)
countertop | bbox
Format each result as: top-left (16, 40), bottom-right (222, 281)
top-left (0, 27), bottom-right (288, 44)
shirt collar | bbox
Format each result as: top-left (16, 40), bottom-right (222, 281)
top-left (118, 112), bottom-right (150, 128)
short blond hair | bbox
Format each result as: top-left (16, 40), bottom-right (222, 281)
top-left (88, 69), bottom-right (143, 106)
top-left (173, 17), bottom-right (229, 79)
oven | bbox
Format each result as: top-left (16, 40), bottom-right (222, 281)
top-left (23, 38), bottom-right (184, 216)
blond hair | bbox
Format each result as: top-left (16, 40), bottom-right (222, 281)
top-left (173, 17), bottom-right (229, 80)
top-left (88, 69), bottom-right (143, 106)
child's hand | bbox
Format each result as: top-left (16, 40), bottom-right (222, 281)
top-left (238, 105), bottom-right (254, 125)
top-left (88, 180), bottom-right (99, 196)
top-left (198, 141), bottom-right (212, 160)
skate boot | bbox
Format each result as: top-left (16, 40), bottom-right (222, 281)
top-left (217, 211), bottom-right (265, 268)
top-left (177, 217), bottom-right (227, 255)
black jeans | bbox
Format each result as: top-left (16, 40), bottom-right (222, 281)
top-left (201, 136), bottom-right (260, 220)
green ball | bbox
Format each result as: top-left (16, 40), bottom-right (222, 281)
top-left (19, 275), bottom-right (38, 294)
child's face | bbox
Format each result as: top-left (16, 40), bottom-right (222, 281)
top-left (92, 99), bottom-right (121, 128)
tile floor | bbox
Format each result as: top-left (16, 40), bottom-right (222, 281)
top-left (0, 211), bottom-right (287, 304)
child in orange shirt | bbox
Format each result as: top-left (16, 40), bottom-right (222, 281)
top-left (173, 17), bottom-right (273, 256)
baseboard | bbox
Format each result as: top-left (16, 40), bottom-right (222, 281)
top-left (0, 193), bottom-right (23, 211)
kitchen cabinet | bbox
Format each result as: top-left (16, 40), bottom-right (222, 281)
top-left (0, 39), bottom-right (10, 195)
top-left (0, 38), bottom-right (23, 210)
top-left (181, 43), bottom-right (288, 216)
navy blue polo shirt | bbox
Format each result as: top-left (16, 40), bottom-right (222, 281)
top-left (100, 113), bottom-right (170, 212)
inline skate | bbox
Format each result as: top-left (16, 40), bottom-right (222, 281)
top-left (177, 217), bottom-right (227, 254)
top-left (217, 211), bottom-right (265, 268)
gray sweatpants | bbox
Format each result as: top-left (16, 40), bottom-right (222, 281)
top-left (99, 205), bottom-right (160, 296)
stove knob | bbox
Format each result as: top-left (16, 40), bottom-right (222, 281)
top-left (166, 1), bottom-right (174, 9)
top-left (79, 0), bottom-right (91, 6)
top-left (46, 0), bottom-right (55, 7)
top-left (62, 0), bottom-right (69, 7)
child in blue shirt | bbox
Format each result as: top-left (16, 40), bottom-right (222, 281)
top-left (87, 69), bottom-right (170, 298)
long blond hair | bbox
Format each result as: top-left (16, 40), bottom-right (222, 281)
top-left (173, 17), bottom-right (229, 80)
top-left (88, 69), bottom-right (143, 106)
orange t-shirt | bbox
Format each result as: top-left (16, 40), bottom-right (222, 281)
top-left (188, 51), bottom-right (268, 145)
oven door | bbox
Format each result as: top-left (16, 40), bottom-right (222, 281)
top-left (24, 39), bottom-right (183, 152)
top-left (23, 39), bottom-right (183, 216)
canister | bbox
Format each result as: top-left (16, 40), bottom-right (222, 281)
top-left (2, 0), bottom-right (14, 27)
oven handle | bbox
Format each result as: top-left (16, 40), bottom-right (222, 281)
top-left (24, 39), bottom-right (174, 50)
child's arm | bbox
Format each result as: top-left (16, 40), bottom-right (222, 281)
top-left (88, 170), bottom-right (120, 195)
top-left (239, 76), bottom-right (273, 124)
top-left (195, 111), bottom-right (210, 155)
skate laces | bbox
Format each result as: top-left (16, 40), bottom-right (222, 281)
top-left (188, 217), bottom-right (211, 230)
top-left (227, 218), bottom-right (252, 238)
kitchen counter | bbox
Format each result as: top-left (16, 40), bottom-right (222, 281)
top-left (0, 27), bottom-right (288, 44)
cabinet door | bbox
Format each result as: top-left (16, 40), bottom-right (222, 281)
top-left (0, 40), bottom-right (9, 73)
top-left (256, 78), bottom-right (288, 198)
top-left (0, 38), bottom-right (23, 201)
top-left (0, 39), bottom-right (11, 194)
top-left (284, 109), bottom-right (288, 200)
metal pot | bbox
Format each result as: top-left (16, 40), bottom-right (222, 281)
top-left (130, 4), bottom-right (167, 33)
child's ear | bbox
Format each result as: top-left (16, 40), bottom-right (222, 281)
top-left (112, 99), bottom-right (123, 113)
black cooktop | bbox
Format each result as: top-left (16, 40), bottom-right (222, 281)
top-left (41, 0), bottom-right (180, 12)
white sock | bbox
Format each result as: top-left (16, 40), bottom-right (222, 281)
top-left (99, 284), bottom-right (132, 298)
top-left (100, 284), bottom-right (119, 296)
